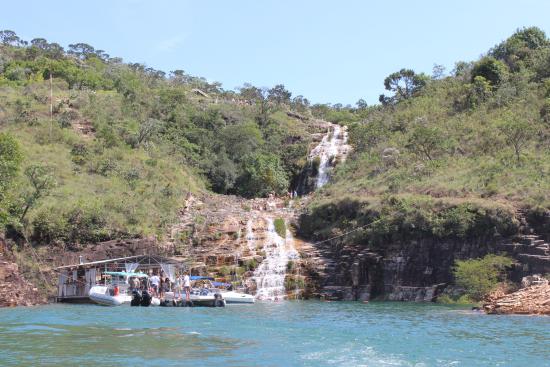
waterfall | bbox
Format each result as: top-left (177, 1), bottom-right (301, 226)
top-left (244, 122), bottom-right (350, 300)
top-left (246, 219), bottom-right (256, 254)
top-left (253, 217), bottom-right (296, 300)
top-left (304, 123), bottom-right (349, 191)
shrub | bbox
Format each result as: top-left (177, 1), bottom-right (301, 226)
top-left (274, 218), bottom-right (286, 238)
top-left (453, 254), bottom-right (513, 301)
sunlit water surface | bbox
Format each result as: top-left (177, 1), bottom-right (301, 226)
top-left (0, 301), bottom-right (548, 366)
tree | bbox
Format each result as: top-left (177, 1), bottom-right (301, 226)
top-left (20, 165), bottom-right (56, 222)
top-left (268, 84), bottom-right (292, 105)
top-left (492, 26), bottom-right (549, 69)
top-left (239, 84), bottom-right (273, 127)
top-left (497, 115), bottom-right (535, 163)
top-left (0, 133), bottom-right (23, 199)
top-left (407, 125), bottom-right (444, 161)
top-left (208, 153), bottom-right (238, 193)
top-left (67, 43), bottom-right (96, 59)
top-left (432, 64), bottom-right (446, 79)
top-left (237, 153), bottom-right (288, 198)
top-left (468, 76), bottom-right (492, 107)
top-left (238, 83), bottom-right (263, 101)
top-left (383, 68), bottom-right (428, 100)
top-left (45, 43), bottom-right (64, 59)
top-left (290, 95), bottom-right (310, 114)
top-left (471, 57), bottom-right (508, 87)
top-left (0, 133), bottom-right (23, 224)
top-left (0, 30), bottom-right (22, 46)
top-left (356, 99), bottom-right (368, 110)
top-left (222, 122), bottom-right (264, 162)
top-left (30, 38), bottom-right (49, 50)
top-left (454, 254), bottom-right (513, 301)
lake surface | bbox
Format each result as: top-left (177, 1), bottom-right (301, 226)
top-left (0, 301), bottom-right (548, 366)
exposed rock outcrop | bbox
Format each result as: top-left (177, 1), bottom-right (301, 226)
top-left (483, 276), bottom-right (550, 315)
top-left (0, 238), bottom-right (47, 307)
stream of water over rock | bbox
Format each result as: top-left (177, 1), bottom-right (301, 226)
top-left (253, 218), bottom-right (298, 300)
top-left (309, 123), bottom-right (349, 189)
top-left (252, 123), bottom-right (348, 299)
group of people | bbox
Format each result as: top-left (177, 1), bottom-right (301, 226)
top-left (128, 270), bottom-right (192, 301)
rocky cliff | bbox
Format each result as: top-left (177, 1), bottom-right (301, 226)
top-left (0, 238), bottom-right (47, 307)
top-left (297, 202), bottom-right (550, 302)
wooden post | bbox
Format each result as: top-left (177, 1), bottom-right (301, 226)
top-left (49, 70), bottom-right (53, 139)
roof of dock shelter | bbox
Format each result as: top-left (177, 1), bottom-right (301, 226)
top-left (55, 254), bottom-right (185, 270)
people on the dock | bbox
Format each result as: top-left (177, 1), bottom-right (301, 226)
top-left (175, 275), bottom-right (183, 299)
top-left (163, 277), bottom-right (171, 293)
top-left (159, 275), bottom-right (165, 298)
top-left (183, 271), bottom-right (191, 301)
top-left (129, 276), bottom-right (140, 291)
top-left (150, 272), bottom-right (160, 296)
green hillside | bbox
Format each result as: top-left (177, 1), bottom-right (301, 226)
top-left (0, 31), bottom-right (313, 245)
top-left (302, 27), bottom-right (550, 241)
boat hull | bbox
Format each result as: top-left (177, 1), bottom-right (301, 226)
top-left (222, 291), bottom-right (255, 304)
top-left (89, 286), bottom-right (132, 306)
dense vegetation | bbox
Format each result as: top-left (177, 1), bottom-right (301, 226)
top-left (0, 30), bottom-right (318, 245)
top-left (302, 27), bottom-right (550, 245)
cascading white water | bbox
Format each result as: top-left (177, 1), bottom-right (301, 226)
top-left (309, 124), bottom-right (349, 189)
top-left (248, 123), bottom-right (350, 300)
top-left (246, 219), bottom-right (256, 253)
top-left (253, 218), bottom-right (296, 300)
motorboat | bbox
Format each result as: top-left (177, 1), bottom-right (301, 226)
top-left (221, 290), bottom-right (255, 304)
top-left (90, 271), bottom-right (157, 306)
top-left (89, 285), bottom-right (132, 306)
top-left (191, 277), bottom-right (252, 305)
top-left (161, 289), bottom-right (225, 307)
top-left (210, 279), bottom-right (255, 304)
top-left (189, 288), bottom-right (226, 307)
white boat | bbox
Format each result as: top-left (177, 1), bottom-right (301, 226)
top-left (89, 285), bottom-right (132, 306)
top-left (191, 277), bottom-right (254, 304)
top-left (222, 291), bottom-right (255, 304)
top-left (160, 290), bottom-right (225, 307)
top-left (90, 271), bottom-right (150, 307)
top-left (189, 290), bottom-right (226, 307)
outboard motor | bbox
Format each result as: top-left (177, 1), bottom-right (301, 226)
top-left (131, 290), bottom-right (142, 307)
top-left (214, 293), bottom-right (225, 307)
top-left (141, 290), bottom-right (152, 307)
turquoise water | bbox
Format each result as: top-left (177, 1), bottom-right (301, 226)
top-left (0, 301), bottom-right (548, 366)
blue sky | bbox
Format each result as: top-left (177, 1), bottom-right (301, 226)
top-left (2, 0), bottom-right (550, 105)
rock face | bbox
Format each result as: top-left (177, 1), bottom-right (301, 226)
top-left (483, 276), bottom-right (550, 315)
top-left (300, 236), bottom-right (498, 301)
top-left (297, 205), bottom-right (550, 303)
top-left (0, 238), bottom-right (47, 307)
top-left (165, 193), bottom-right (307, 298)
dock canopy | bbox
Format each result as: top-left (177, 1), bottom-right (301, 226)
top-left (104, 271), bottom-right (149, 278)
top-left (191, 276), bottom-right (214, 281)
